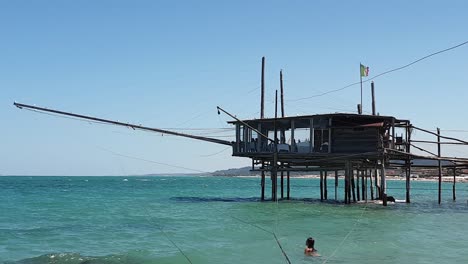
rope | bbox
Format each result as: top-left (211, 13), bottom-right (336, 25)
top-left (273, 233), bottom-right (292, 264)
top-left (96, 146), bottom-right (209, 173)
top-left (199, 146), bottom-right (231, 157)
top-left (289, 40), bottom-right (468, 102)
top-left (212, 206), bottom-right (292, 264)
top-left (141, 206), bottom-right (194, 264)
top-left (273, 170), bottom-right (292, 264)
top-left (110, 156), bottom-right (195, 264)
top-left (321, 205), bottom-right (367, 264)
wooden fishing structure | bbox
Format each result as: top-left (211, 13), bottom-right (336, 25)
top-left (13, 58), bottom-right (468, 206)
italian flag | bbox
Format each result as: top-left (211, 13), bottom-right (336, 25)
top-left (360, 64), bottom-right (369, 77)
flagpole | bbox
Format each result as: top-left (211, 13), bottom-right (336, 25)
top-left (360, 63), bottom-right (363, 114)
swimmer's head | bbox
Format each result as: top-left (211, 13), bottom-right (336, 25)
top-left (306, 237), bottom-right (315, 248)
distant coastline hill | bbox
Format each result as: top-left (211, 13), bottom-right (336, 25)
top-left (210, 167), bottom-right (257, 176)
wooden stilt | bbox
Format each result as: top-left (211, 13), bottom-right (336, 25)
top-left (287, 170), bottom-right (290, 200)
top-left (406, 124), bottom-right (411, 203)
top-left (347, 167), bottom-right (352, 203)
top-left (369, 169), bottom-right (374, 200)
top-left (334, 170), bottom-right (338, 201)
top-left (271, 169), bottom-right (277, 201)
top-left (261, 164), bottom-right (265, 201)
top-left (324, 171), bottom-right (328, 200)
top-left (281, 169), bottom-right (284, 199)
top-left (452, 167), bottom-right (456, 201)
top-left (320, 170), bottom-right (324, 201)
top-left (375, 168), bottom-right (380, 200)
top-left (273, 90), bottom-right (278, 202)
top-left (344, 163), bottom-right (349, 204)
top-left (381, 162), bottom-right (387, 206)
top-left (351, 169), bottom-right (356, 203)
top-left (436, 128), bottom-right (442, 204)
top-left (406, 160), bottom-right (411, 203)
top-left (363, 170), bottom-right (367, 202)
top-left (356, 170), bottom-right (361, 201)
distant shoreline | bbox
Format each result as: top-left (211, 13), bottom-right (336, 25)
top-left (228, 174), bottom-right (468, 183)
top-left (2, 174), bottom-right (468, 183)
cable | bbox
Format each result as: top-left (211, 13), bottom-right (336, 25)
top-left (199, 146), bottom-right (231, 157)
top-left (141, 206), bottom-right (194, 264)
top-left (322, 205), bottom-right (367, 264)
top-left (289, 40), bottom-right (468, 102)
top-left (96, 146), bottom-right (209, 173)
top-left (273, 233), bottom-right (292, 264)
top-left (218, 209), bottom-right (292, 264)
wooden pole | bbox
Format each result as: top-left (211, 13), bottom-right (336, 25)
top-left (272, 167), bottom-right (277, 201)
top-left (369, 169), bottom-right (374, 200)
top-left (335, 170), bottom-right (338, 201)
top-left (371, 81), bottom-right (376, 115)
top-left (261, 162), bottom-right (265, 201)
top-left (356, 170), bottom-right (360, 201)
top-left (437, 127), bottom-right (442, 204)
top-left (344, 173), bottom-right (347, 204)
top-left (351, 170), bottom-right (356, 203)
top-left (375, 168), bottom-right (380, 200)
top-left (280, 71), bottom-right (286, 144)
top-left (272, 90), bottom-right (279, 201)
top-left (261, 57), bottom-right (265, 119)
top-left (320, 170), bottom-right (324, 201)
top-left (280, 70), bottom-right (285, 118)
top-left (406, 124), bottom-right (411, 203)
top-left (452, 167), bottom-right (456, 201)
top-left (361, 170), bottom-right (366, 201)
top-left (381, 161), bottom-right (387, 206)
top-left (287, 170), bottom-right (290, 200)
top-left (391, 119), bottom-right (396, 149)
top-left (348, 168), bottom-right (352, 203)
top-left (281, 167), bottom-right (284, 199)
top-left (364, 170), bottom-right (368, 202)
top-left (324, 171), bottom-right (328, 200)
top-left (359, 63), bottom-right (363, 115)
top-left (344, 162), bottom-right (349, 204)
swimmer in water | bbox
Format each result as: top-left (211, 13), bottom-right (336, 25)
top-left (304, 237), bottom-right (320, 256)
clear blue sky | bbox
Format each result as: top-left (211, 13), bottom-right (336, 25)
top-left (1, 0), bottom-right (468, 175)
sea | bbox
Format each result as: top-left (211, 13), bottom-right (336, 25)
top-left (1, 176), bottom-right (467, 264)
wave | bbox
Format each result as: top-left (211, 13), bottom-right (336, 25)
top-left (3, 251), bottom-right (178, 264)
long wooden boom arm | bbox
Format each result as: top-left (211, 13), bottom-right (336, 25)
top-left (14, 102), bottom-right (232, 146)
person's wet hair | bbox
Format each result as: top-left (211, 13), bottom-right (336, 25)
top-left (306, 237), bottom-right (315, 248)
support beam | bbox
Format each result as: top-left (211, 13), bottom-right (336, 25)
top-left (406, 124), bottom-right (411, 203)
top-left (344, 162), bottom-right (350, 204)
top-left (351, 169), bottom-right (356, 203)
top-left (356, 170), bottom-right (360, 201)
top-left (335, 170), bottom-right (338, 201)
top-left (320, 171), bottom-right (324, 201)
top-left (287, 171), bottom-right (290, 200)
top-left (438, 127), bottom-right (442, 204)
top-left (452, 167), bottom-right (456, 201)
top-left (324, 171), bottom-right (328, 200)
top-left (261, 57), bottom-right (265, 119)
top-left (272, 168), bottom-right (277, 201)
top-left (261, 162), bottom-right (265, 201)
top-left (371, 81), bottom-right (376, 115)
top-left (369, 169), bottom-right (374, 200)
top-left (361, 170), bottom-right (366, 201)
top-left (381, 161), bottom-right (387, 206)
top-left (291, 120), bottom-right (295, 152)
top-left (320, 170), bottom-right (323, 202)
top-left (281, 167), bottom-right (284, 199)
top-left (310, 118), bottom-right (314, 153)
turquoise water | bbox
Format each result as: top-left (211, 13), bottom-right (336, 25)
top-left (1, 176), bottom-right (467, 264)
